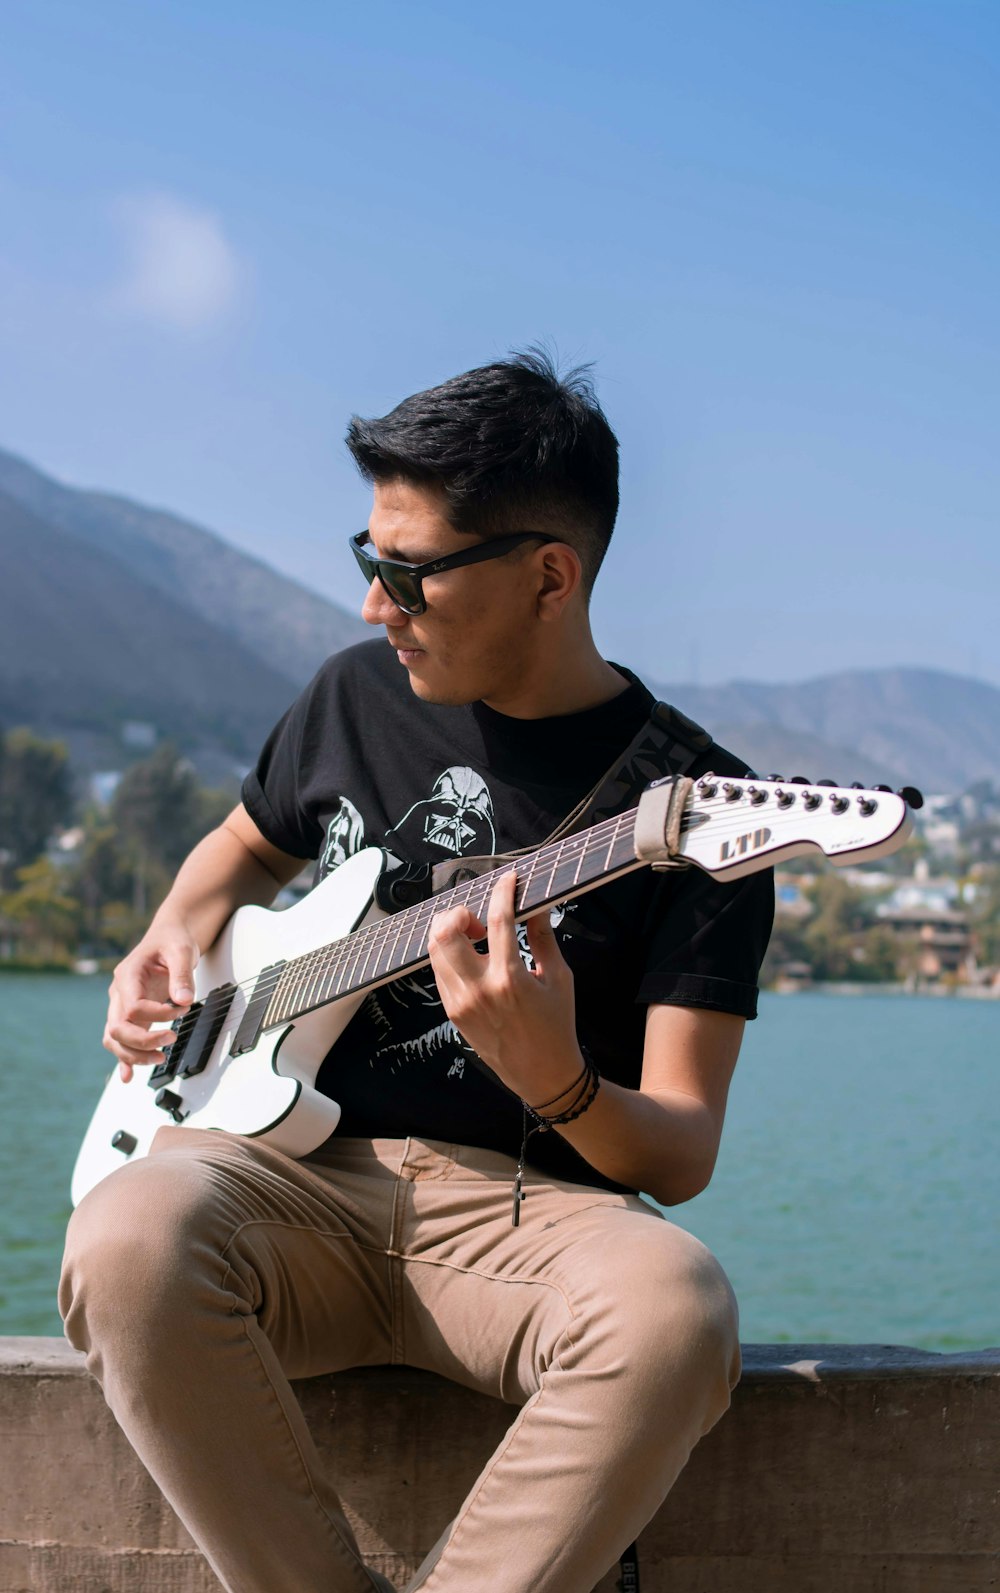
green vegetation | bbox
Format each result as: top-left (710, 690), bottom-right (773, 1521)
top-left (761, 872), bottom-right (916, 987)
top-left (1, 725), bottom-right (998, 987)
top-left (0, 729), bottom-right (233, 970)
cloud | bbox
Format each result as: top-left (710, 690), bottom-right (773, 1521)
top-left (111, 192), bottom-right (243, 331)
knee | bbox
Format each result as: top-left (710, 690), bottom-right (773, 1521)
top-left (59, 1155), bottom-right (229, 1356)
top-left (583, 1219), bottom-right (740, 1404)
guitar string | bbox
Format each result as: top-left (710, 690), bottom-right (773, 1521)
top-left (267, 814), bottom-right (635, 1025)
top-left (237, 794), bottom-right (896, 1026)
top-left (159, 811), bottom-right (640, 1045)
top-left (160, 789), bottom-right (894, 1044)
top-left (190, 796), bottom-right (895, 1036)
top-left (267, 792), bottom-right (890, 1023)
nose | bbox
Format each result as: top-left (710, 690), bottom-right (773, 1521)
top-left (361, 577), bottom-right (406, 628)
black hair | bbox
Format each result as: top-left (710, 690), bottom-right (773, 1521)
top-left (345, 347), bottom-right (619, 593)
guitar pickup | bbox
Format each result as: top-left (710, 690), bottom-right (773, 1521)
top-left (230, 964), bottom-right (285, 1057)
top-left (178, 984), bottom-right (238, 1077)
top-left (148, 1012), bottom-right (193, 1087)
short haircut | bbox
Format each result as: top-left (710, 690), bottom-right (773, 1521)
top-left (345, 347), bottom-right (619, 594)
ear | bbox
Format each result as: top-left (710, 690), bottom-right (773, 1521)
top-left (535, 542), bottom-right (583, 620)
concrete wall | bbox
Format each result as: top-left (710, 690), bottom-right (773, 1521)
top-left (1, 1338), bottom-right (997, 1592)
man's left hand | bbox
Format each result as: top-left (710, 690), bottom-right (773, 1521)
top-left (427, 869), bottom-right (584, 1107)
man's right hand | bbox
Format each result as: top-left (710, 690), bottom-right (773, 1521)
top-left (104, 927), bottom-right (201, 1083)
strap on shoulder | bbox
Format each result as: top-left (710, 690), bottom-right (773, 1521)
top-left (430, 700), bottom-right (712, 894)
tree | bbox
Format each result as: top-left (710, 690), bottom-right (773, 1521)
top-left (0, 857), bottom-right (80, 965)
top-left (109, 744), bottom-right (234, 922)
top-left (970, 866), bottom-right (1000, 967)
top-left (0, 729), bottom-right (73, 888)
top-left (111, 743), bottom-right (206, 875)
top-left (798, 873), bottom-right (901, 982)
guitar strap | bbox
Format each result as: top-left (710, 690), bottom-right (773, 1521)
top-left (430, 697), bottom-right (714, 895)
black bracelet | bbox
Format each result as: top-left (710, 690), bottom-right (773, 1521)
top-left (525, 1059), bottom-right (589, 1116)
top-left (511, 1056), bottom-right (601, 1228)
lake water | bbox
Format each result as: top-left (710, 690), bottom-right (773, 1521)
top-left (1, 976), bottom-right (997, 1349)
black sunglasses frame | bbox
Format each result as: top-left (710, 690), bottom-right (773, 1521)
top-left (349, 529), bottom-right (556, 615)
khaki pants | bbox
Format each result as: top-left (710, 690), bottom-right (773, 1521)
top-left (59, 1130), bottom-right (740, 1593)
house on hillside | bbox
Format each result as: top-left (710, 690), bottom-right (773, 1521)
top-left (875, 901), bottom-right (972, 980)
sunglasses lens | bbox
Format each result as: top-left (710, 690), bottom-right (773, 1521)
top-left (379, 570), bottom-right (423, 613)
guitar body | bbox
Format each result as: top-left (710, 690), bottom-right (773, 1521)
top-left (71, 848), bottom-right (389, 1207)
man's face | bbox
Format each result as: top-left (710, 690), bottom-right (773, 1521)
top-left (360, 479), bottom-right (545, 708)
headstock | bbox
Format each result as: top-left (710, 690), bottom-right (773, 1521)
top-left (634, 774), bottom-right (920, 880)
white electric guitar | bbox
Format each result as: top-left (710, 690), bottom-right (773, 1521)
top-left (72, 773), bottom-right (920, 1204)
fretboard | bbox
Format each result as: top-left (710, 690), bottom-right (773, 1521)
top-left (261, 806), bottom-right (646, 1030)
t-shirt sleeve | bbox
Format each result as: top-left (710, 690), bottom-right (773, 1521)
top-left (636, 863), bottom-right (775, 1020)
top-left (241, 667), bottom-right (332, 860)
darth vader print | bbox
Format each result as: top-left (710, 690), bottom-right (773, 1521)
top-left (317, 796), bottom-right (366, 879)
top-left (387, 766), bottom-right (497, 857)
top-left (357, 766), bottom-right (499, 1080)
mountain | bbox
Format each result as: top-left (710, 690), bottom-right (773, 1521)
top-left (651, 669), bottom-right (1000, 795)
top-left (0, 488), bottom-right (302, 769)
top-left (0, 446), bottom-right (366, 691)
top-left (1, 442), bottom-right (997, 796)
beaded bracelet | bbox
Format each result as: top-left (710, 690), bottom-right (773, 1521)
top-left (511, 1055), bottom-right (602, 1227)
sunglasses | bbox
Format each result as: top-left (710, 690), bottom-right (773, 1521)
top-left (349, 529), bottom-right (555, 616)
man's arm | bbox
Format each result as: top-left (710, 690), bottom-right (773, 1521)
top-left (541, 1004), bottom-right (743, 1206)
top-left (427, 868), bottom-right (745, 1207)
top-left (104, 804), bottom-right (310, 1082)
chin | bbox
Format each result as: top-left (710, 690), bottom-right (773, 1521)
top-left (403, 663), bottom-right (481, 708)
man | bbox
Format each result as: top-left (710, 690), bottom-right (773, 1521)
top-left (60, 350), bottom-right (773, 1593)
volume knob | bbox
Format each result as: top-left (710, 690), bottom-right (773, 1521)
top-left (155, 1088), bottom-right (187, 1123)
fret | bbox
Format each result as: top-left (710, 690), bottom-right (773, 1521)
top-left (571, 830), bottom-right (588, 886)
top-left (317, 941), bottom-right (341, 1002)
top-left (395, 901), bottom-right (423, 973)
top-left (311, 950), bottom-right (336, 1009)
top-left (467, 876), bottom-right (493, 925)
top-left (385, 907), bottom-right (413, 978)
top-left (299, 948), bottom-right (325, 1015)
top-left (342, 924), bottom-right (370, 998)
top-left (354, 922), bottom-right (381, 988)
top-left (326, 934), bottom-right (354, 999)
top-left (517, 848), bottom-right (543, 915)
top-left (293, 949), bottom-right (319, 1015)
top-left (545, 836), bottom-right (571, 906)
top-left (267, 964), bottom-right (296, 1027)
top-left (606, 813), bottom-right (630, 873)
top-left (602, 822), bottom-right (618, 871)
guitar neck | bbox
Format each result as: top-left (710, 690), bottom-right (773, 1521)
top-left (243, 770), bottom-right (916, 1036)
top-left (262, 808), bottom-right (645, 1030)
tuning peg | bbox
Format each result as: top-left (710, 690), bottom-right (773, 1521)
top-left (873, 784), bottom-right (893, 793)
top-left (789, 775), bottom-right (810, 784)
top-left (857, 796), bottom-right (878, 816)
top-left (849, 781), bottom-right (865, 789)
top-left (897, 786), bottom-right (924, 810)
top-left (830, 794), bottom-right (850, 813)
top-left (816, 778), bottom-right (838, 787)
top-left (746, 785), bottom-right (768, 805)
top-left (722, 783), bottom-right (743, 802)
top-left (766, 773), bottom-right (785, 782)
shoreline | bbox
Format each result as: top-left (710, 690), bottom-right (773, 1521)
top-left (3, 965), bottom-right (997, 1001)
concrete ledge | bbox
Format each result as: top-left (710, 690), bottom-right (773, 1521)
top-left (2, 1337), bottom-right (998, 1591)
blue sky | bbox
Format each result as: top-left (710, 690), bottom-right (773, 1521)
top-left (2, 0), bottom-right (997, 688)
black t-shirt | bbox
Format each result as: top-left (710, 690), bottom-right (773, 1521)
top-left (242, 639), bottom-right (774, 1191)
